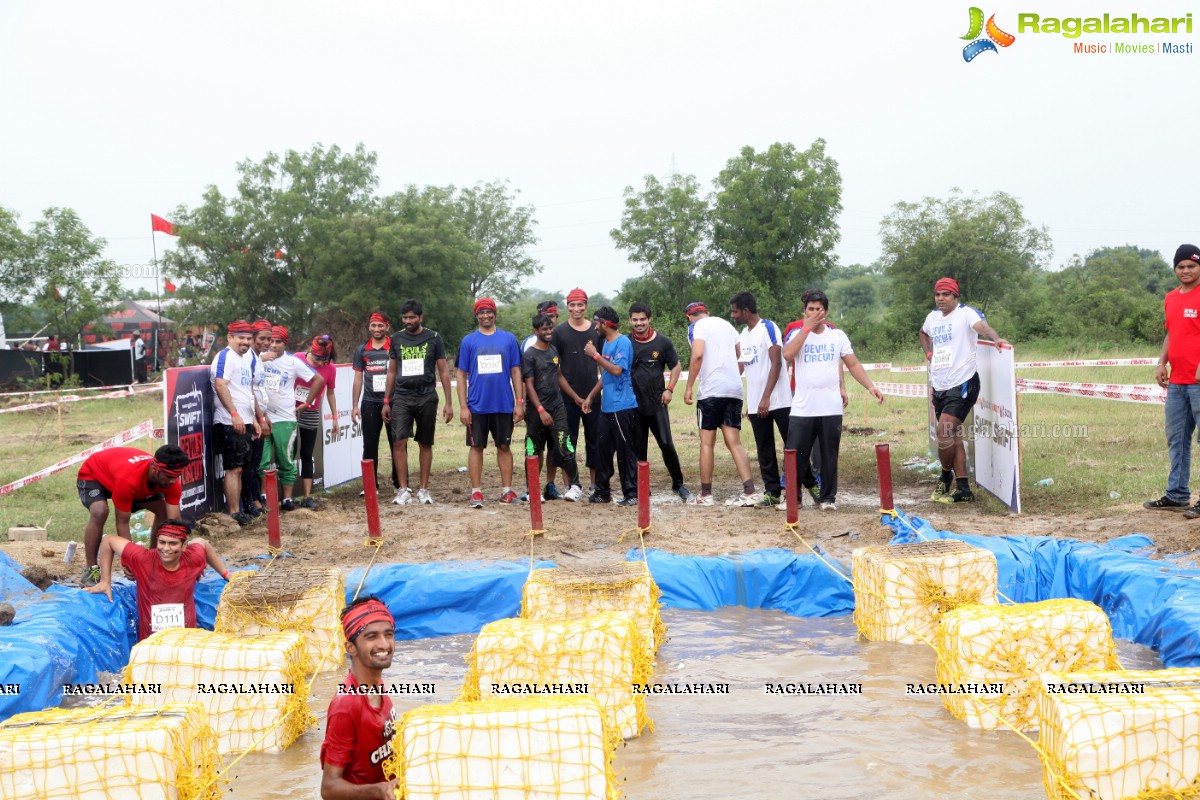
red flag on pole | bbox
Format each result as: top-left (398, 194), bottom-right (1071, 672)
top-left (150, 214), bottom-right (177, 236)
top-left (164, 278), bottom-right (177, 293)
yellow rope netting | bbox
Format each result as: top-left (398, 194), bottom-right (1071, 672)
top-left (214, 565), bottom-right (346, 674)
top-left (0, 703), bottom-right (220, 800)
top-left (459, 612), bottom-right (653, 740)
top-left (123, 628), bottom-right (317, 756)
top-left (384, 694), bottom-right (620, 800)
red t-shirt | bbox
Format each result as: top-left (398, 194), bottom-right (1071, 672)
top-left (296, 358), bottom-right (337, 407)
top-left (120, 542), bottom-right (207, 641)
top-left (76, 447), bottom-right (183, 511)
top-left (320, 672), bottom-right (397, 786)
top-left (1165, 287), bottom-right (1200, 385)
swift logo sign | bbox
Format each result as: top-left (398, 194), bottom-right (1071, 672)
top-left (961, 7), bottom-right (1016, 62)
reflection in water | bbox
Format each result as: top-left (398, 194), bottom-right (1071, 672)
top-left (206, 607), bottom-right (1160, 800)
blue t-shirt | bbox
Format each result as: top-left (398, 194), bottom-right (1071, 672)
top-left (456, 329), bottom-right (522, 414)
top-left (600, 335), bottom-right (637, 413)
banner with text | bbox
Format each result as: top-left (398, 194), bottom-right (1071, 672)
top-left (974, 343), bottom-right (1021, 513)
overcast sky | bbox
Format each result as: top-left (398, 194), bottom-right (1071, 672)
top-left (2, 0), bottom-right (1196, 299)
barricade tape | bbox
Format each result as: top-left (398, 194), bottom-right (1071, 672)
top-left (858, 363), bottom-right (893, 371)
top-left (0, 381), bottom-right (161, 398)
top-left (880, 359), bottom-right (1156, 374)
top-left (0, 419), bottom-right (156, 497)
top-left (1016, 378), bottom-right (1166, 404)
top-left (875, 382), bottom-right (929, 398)
top-left (0, 383), bottom-right (161, 415)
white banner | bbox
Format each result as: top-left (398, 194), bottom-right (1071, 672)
top-left (974, 343), bottom-right (1020, 513)
top-left (320, 364), bottom-right (366, 487)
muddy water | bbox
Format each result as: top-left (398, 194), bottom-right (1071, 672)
top-left (218, 607), bottom-right (1160, 800)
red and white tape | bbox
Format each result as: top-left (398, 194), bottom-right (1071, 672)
top-left (0, 383), bottom-right (161, 415)
top-left (1016, 358), bottom-right (1157, 369)
top-left (875, 382), bottom-right (930, 399)
top-left (1016, 379), bottom-right (1165, 404)
top-left (859, 363), bottom-right (893, 371)
top-left (0, 381), bottom-right (162, 399)
top-left (0, 419), bottom-right (156, 497)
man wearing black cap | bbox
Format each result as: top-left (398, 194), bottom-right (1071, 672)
top-left (1147, 245), bottom-right (1200, 517)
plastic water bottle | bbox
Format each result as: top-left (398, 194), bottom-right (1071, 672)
top-left (1035, 478), bottom-right (1054, 488)
top-left (1109, 491), bottom-right (1121, 500)
top-left (64, 541), bottom-right (77, 563)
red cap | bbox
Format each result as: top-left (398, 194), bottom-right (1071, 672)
top-left (252, 319), bottom-right (272, 332)
top-left (227, 320), bottom-right (253, 334)
top-left (271, 325), bottom-right (288, 342)
top-left (566, 288), bottom-right (588, 304)
top-left (310, 336), bottom-right (332, 358)
top-left (474, 297), bottom-right (497, 314)
top-left (934, 278), bottom-right (960, 296)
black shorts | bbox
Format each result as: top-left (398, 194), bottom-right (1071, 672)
top-left (697, 396), bottom-right (743, 431)
top-left (213, 422), bottom-right (256, 470)
top-left (77, 480), bottom-right (163, 511)
top-left (391, 395), bottom-right (439, 446)
top-left (932, 373), bottom-right (981, 422)
top-left (466, 412), bottom-right (514, 449)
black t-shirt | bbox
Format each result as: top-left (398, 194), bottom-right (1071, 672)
top-left (521, 345), bottom-right (564, 411)
top-left (353, 339), bottom-right (391, 404)
top-left (551, 322), bottom-right (602, 399)
top-left (388, 329), bottom-right (446, 400)
top-left (631, 333), bottom-right (680, 416)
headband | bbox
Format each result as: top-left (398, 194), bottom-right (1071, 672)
top-left (369, 312), bottom-right (389, 325)
top-left (539, 304), bottom-right (559, 316)
top-left (310, 336), bottom-right (331, 358)
top-left (594, 316), bottom-right (619, 329)
top-left (156, 522), bottom-right (190, 541)
top-left (271, 325), bottom-right (288, 342)
top-left (684, 302), bottom-right (708, 317)
top-left (342, 599), bottom-right (394, 642)
top-left (252, 319), bottom-right (272, 332)
top-left (227, 320), bottom-right (253, 334)
top-left (934, 278), bottom-right (960, 296)
top-left (566, 288), bottom-right (588, 304)
top-left (474, 297), bottom-right (497, 314)
top-left (151, 459), bottom-right (186, 479)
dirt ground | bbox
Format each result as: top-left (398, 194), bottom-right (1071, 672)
top-left (5, 468), bottom-right (1198, 584)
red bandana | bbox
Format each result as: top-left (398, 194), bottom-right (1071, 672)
top-left (342, 599), bottom-right (394, 641)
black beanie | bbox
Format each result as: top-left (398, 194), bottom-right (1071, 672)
top-left (1175, 244), bottom-right (1200, 266)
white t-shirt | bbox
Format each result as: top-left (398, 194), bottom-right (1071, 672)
top-left (209, 347), bottom-right (259, 425)
top-left (133, 338), bottom-right (146, 359)
top-left (739, 319), bottom-right (792, 412)
top-left (786, 325), bottom-right (853, 417)
top-left (261, 352), bottom-right (317, 423)
top-left (921, 304), bottom-right (984, 391)
top-left (522, 334), bottom-right (538, 353)
top-left (688, 316), bottom-right (743, 400)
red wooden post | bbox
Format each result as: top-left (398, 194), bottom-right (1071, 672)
top-left (876, 443), bottom-right (895, 513)
top-left (526, 455), bottom-right (543, 533)
top-left (784, 448), bottom-right (799, 525)
top-left (263, 467), bottom-right (281, 550)
top-left (361, 459), bottom-right (381, 539)
top-left (637, 461), bottom-right (650, 530)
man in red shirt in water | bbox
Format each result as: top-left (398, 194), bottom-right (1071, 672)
top-left (320, 596), bottom-right (399, 800)
top-left (85, 519), bottom-right (231, 642)
top-left (76, 444), bottom-right (189, 586)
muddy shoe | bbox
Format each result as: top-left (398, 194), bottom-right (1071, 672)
top-left (1183, 502), bottom-right (1200, 520)
top-left (950, 488), bottom-right (975, 503)
top-left (81, 565), bottom-right (101, 587)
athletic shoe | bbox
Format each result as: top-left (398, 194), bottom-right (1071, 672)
top-left (543, 483), bottom-right (562, 501)
top-left (760, 494), bottom-right (781, 508)
top-left (246, 505), bottom-right (263, 518)
top-left (1144, 496), bottom-right (1189, 510)
top-left (281, 498), bottom-right (296, 512)
top-left (615, 496), bottom-right (638, 507)
top-left (950, 488), bottom-right (975, 503)
top-left (469, 491), bottom-right (485, 509)
top-left (588, 491), bottom-right (612, 504)
top-left (299, 497), bottom-right (318, 510)
top-left (1183, 503), bottom-right (1200, 520)
top-left (393, 488), bottom-right (413, 506)
top-left (820, 501), bottom-right (837, 511)
top-left (81, 565), bottom-right (101, 587)
top-left (675, 485), bottom-right (693, 502)
top-left (726, 492), bottom-right (762, 507)
top-left (233, 511), bottom-right (255, 526)
top-left (807, 484), bottom-right (821, 504)
top-left (498, 490), bottom-right (520, 504)
top-left (358, 490), bottom-right (365, 498)
top-left (776, 498), bottom-right (789, 511)
top-left (417, 488), bottom-right (433, 505)
top-left (688, 493), bottom-right (715, 506)
top-left (932, 482), bottom-right (952, 503)
top-left (564, 484), bottom-right (583, 502)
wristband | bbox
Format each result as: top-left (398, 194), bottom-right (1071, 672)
top-left (221, 571), bottom-right (230, 581)
top-left (537, 405), bottom-right (545, 412)
top-left (592, 352), bottom-right (601, 361)
top-left (665, 387), bottom-right (673, 393)
top-left (382, 398), bottom-right (390, 404)
top-left (231, 410), bottom-right (239, 417)
top-left (925, 351), bottom-right (932, 360)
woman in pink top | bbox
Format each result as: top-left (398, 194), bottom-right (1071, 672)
top-left (294, 335), bottom-right (341, 509)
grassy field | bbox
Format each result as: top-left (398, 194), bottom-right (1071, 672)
top-left (0, 340), bottom-right (1170, 542)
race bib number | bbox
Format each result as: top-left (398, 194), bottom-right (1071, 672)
top-left (151, 603), bottom-right (185, 632)
top-left (264, 375), bottom-right (281, 391)
top-left (931, 347), bottom-right (952, 370)
top-left (401, 358), bottom-right (424, 377)
top-left (295, 386), bottom-right (310, 402)
top-left (477, 354), bottom-right (502, 375)
top-left (741, 346), bottom-right (756, 364)
top-left (372, 374), bottom-right (387, 393)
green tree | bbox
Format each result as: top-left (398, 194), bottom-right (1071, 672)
top-left (710, 140), bottom-right (843, 315)
top-left (1037, 246), bottom-right (1169, 344)
top-left (452, 180), bottom-right (541, 303)
top-left (879, 189), bottom-right (1052, 332)
top-left (610, 172), bottom-right (710, 314)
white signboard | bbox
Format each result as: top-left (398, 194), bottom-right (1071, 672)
top-left (320, 364), bottom-right (365, 487)
top-left (973, 343), bottom-right (1020, 513)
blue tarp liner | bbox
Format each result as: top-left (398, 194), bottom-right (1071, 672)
top-left (883, 509), bottom-right (1200, 668)
top-left (628, 549), bottom-right (855, 617)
